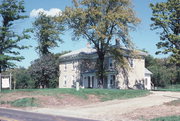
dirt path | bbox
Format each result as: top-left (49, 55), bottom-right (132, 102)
top-left (29, 91), bottom-right (180, 121)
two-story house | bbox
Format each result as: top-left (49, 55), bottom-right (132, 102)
top-left (59, 44), bottom-right (152, 90)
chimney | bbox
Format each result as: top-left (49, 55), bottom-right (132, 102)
top-left (86, 42), bottom-right (91, 48)
top-left (115, 38), bottom-right (120, 46)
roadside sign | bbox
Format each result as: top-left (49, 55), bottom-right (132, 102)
top-left (2, 78), bottom-right (10, 88)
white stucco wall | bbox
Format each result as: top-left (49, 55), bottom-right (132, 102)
top-left (59, 57), bottom-right (146, 89)
top-left (145, 74), bottom-right (151, 90)
top-left (59, 60), bottom-right (80, 88)
top-left (117, 58), bottom-right (145, 89)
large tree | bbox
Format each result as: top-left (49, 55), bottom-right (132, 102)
top-left (33, 13), bottom-right (64, 56)
top-left (0, 0), bottom-right (30, 73)
top-left (150, 0), bottom-right (180, 66)
top-left (32, 13), bottom-right (64, 88)
top-left (29, 54), bottom-right (59, 88)
top-left (62, 0), bottom-right (139, 87)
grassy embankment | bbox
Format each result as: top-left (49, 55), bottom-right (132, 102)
top-left (157, 84), bottom-right (180, 92)
top-left (151, 116), bottom-right (180, 121)
top-left (0, 88), bottom-right (150, 107)
top-left (153, 85), bottom-right (180, 121)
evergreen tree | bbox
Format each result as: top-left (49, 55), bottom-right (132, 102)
top-left (150, 0), bottom-right (180, 66)
top-left (0, 0), bottom-right (30, 73)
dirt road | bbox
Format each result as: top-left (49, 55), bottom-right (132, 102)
top-left (30, 91), bottom-right (180, 121)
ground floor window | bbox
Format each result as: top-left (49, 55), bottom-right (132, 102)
top-left (110, 75), bottom-right (116, 88)
top-left (145, 78), bottom-right (148, 86)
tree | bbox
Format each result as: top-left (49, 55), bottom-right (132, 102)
top-left (150, 0), bottom-right (180, 66)
top-left (31, 13), bottom-right (64, 88)
top-left (29, 54), bottom-right (59, 88)
top-left (62, 0), bottom-right (139, 87)
top-left (33, 13), bottom-right (64, 56)
top-left (0, 0), bottom-right (30, 73)
top-left (13, 68), bottom-right (34, 89)
top-left (145, 54), bottom-right (179, 87)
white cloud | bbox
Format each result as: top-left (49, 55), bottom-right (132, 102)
top-left (30, 8), bottom-right (62, 17)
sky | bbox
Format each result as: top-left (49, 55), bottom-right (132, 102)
top-left (14, 0), bottom-right (166, 68)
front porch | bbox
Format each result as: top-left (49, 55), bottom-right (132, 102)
top-left (82, 72), bottom-right (116, 89)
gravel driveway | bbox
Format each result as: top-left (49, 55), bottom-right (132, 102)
top-left (31, 91), bottom-right (180, 121)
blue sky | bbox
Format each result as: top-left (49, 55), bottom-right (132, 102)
top-left (15, 0), bottom-right (166, 68)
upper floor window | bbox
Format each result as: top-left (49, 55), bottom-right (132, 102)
top-left (72, 61), bottom-right (75, 70)
top-left (128, 58), bottom-right (134, 68)
top-left (64, 63), bottom-right (67, 71)
top-left (109, 58), bottom-right (115, 69)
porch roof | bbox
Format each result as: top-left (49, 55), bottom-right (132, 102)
top-left (145, 68), bottom-right (153, 75)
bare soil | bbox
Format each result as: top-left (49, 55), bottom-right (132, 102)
top-left (0, 92), bottom-right (100, 109)
top-left (1, 91), bottom-right (180, 121)
top-left (122, 105), bottom-right (180, 121)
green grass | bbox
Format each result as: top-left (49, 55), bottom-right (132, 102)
top-left (157, 84), bottom-right (180, 92)
top-left (10, 97), bottom-right (38, 107)
top-left (0, 101), bottom-right (6, 105)
top-left (151, 116), bottom-right (180, 121)
top-left (0, 88), bottom-right (150, 101)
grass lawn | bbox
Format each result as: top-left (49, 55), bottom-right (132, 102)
top-left (151, 116), bottom-right (180, 121)
top-left (0, 88), bottom-right (150, 101)
top-left (157, 84), bottom-right (180, 92)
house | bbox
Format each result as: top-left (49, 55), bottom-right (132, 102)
top-left (59, 44), bottom-right (153, 90)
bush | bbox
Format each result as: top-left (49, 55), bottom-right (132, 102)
top-left (11, 97), bottom-right (38, 107)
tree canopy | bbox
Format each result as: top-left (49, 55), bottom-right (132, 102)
top-left (29, 54), bottom-right (59, 88)
top-left (0, 0), bottom-right (30, 73)
top-left (62, 0), bottom-right (140, 87)
top-left (33, 13), bottom-right (64, 56)
top-left (150, 0), bottom-right (180, 66)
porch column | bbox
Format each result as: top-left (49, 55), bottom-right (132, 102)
top-left (107, 75), bottom-right (111, 89)
top-left (82, 76), bottom-right (85, 88)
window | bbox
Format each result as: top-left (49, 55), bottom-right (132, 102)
top-left (72, 61), bottom-right (75, 70)
top-left (145, 78), bottom-right (148, 85)
top-left (92, 76), bottom-right (94, 88)
top-left (64, 76), bottom-right (67, 86)
top-left (72, 75), bottom-right (75, 84)
top-left (109, 58), bottom-right (114, 69)
top-left (128, 58), bottom-right (134, 68)
top-left (64, 63), bottom-right (67, 71)
top-left (110, 75), bottom-right (115, 85)
top-left (72, 61), bottom-right (74, 70)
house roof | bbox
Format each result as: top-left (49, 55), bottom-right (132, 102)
top-left (59, 46), bottom-right (148, 61)
top-left (145, 68), bottom-right (153, 74)
top-left (60, 47), bottom-right (96, 59)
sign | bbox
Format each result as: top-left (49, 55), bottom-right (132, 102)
top-left (2, 78), bottom-right (10, 88)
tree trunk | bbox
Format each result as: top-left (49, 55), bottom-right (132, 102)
top-left (97, 52), bottom-right (105, 88)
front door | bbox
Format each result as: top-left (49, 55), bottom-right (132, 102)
top-left (92, 76), bottom-right (94, 88)
top-left (88, 76), bottom-right (91, 88)
top-left (103, 76), bottom-right (108, 88)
